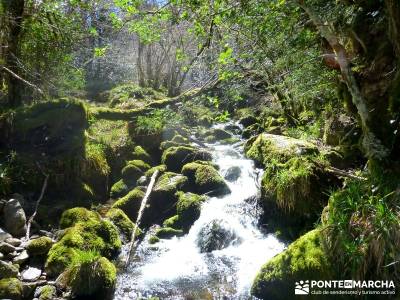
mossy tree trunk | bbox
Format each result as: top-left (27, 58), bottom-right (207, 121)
top-left (298, 1), bottom-right (390, 164)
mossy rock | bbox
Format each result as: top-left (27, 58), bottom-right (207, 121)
top-left (242, 123), bottom-right (261, 139)
top-left (239, 115), bottom-right (259, 127)
top-left (176, 192), bottom-right (206, 230)
top-left (111, 188), bottom-right (145, 221)
top-left (0, 278), bottom-right (23, 300)
top-left (0, 260), bottom-right (19, 278)
top-left (70, 256), bottom-right (116, 298)
top-left (132, 145), bottom-right (153, 164)
top-left (148, 235), bottom-right (160, 244)
top-left (163, 215), bottom-right (181, 228)
top-left (126, 160), bottom-right (151, 172)
top-left (171, 134), bottom-right (188, 143)
top-left (121, 163), bottom-right (145, 183)
top-left (110, 179), bottom-right (129, 199)
top-left (160, 140), bottom-right (188, 151)
top-left (143, 172), bottom-right (188, 225)
top-left (145, 164), bottom-right (167, 177)
top-left (245, 133), bottom-right (318, 167)
top-left (106, 208), bottom-right (141, 239)
top-left (59, 207), bottom-right (101, 229)
top-left (37, 285), bottom-right (56, 300)
top-left (251, 229), bottom-right (333, 300)
top-left (26, 236), bottom-right (53, 256)
top-left (161, 146), bottom-right (212, 172)
top-left (181, 162), bottom-right (230, 196)
top-left (46, 217), bottom-right (121, 277)
top-left (155, 227), bottom-right (184, 239)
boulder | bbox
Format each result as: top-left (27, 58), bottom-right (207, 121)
top-left (176, 192), bottom-right (206, 230)
top-left (131, 145), bottom-right (153, 164)
top-left (106, 208), bottom-right (141, 239)
top-left (69, 257), bottom-right (116, 299)
top-left (0, 277), bottom-right (23, 300)
top-left (196, 219), bottom-right (241, 253)
top-left (13, 250), bottom-right (29, 265)
top-left (0, 260), bottom-right (19, 278)
top-left (26, 237), bottom-right (53, 256)
top-left (0, 228), bottom-right (12, 242)
top-left (110, 179), bottom-right (129, 199)
top-left (239, 115), bottom-right (259, 127)
top-left (181, 162), bottom-right (230, 196)
top-left (21, 267), bottom-right (42, 282)
top-left (111, 188), bottom-right (144, 222)
top-left (155, 227), bottom-right (184, 239)
top-left (224, 166), bottom-right (241, 182)
top-left (251, 229), bottom-right (332, 300)
top-left (59, 207), bottom-right (101, 229)
top-left (161, 146), bottom-right (212, 172)
top-left (3, 199), bottom-right (27, 237)
top-left (35, 285), bottom-right (56, 300)
top-left (0, 241), bottom-right (17, 253)
top-left (5, 238), bottom-right (22, 247)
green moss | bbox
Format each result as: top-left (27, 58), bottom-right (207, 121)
top-left (59, 207), bottom-right (101, 229)
top-left (69, 256), bottom-right (116, 298)
top-left (220, 137), bottom-right (240, 145)
top-left (38, 285), bottom-right (56, 300)
top-left (153, 172), bottom-right (188, 194)
top-left (163, 215), bottom-right (181, 228)
top-left (148, 235), bottom-right (160, 244)
top-left (181, 162), bottom-right (230, 196)
top-left (251, 229), bottom-right (332, 300)
top-left (132, 145), bottom-right (152, 164)
top-left (145, 164), bottom-right (167, 177)
top-left (160, 140), bottom-right (187, 150)
top-left (176, 192), bottom-right (206, 230)
top-left (121, 164), bottom-right (143, 182)
top-left (46, 216), bottom-right (121, 277)
top-left (0, 278), bottom-right (23, 300)
top-left (26, 236), bottom-right (53, 256)
top-left (161, 146), bottom-right (212, 172)
top-left (111, 188), bottom-right (145, 221)
top-left (110, 179), bottom-right (129, 198)
top-left (171, 134), bottom-right (188, 143)
top-left (106, 208), bottom-right (142, 238)
top-left (126, 160), bottom-right (151, 172)
top-left (84, 142), bottom-right (110, 177)
top-left (155, 227), bottom-right (184, 239)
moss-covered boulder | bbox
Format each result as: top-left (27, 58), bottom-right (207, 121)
top-left (242, 123), bottom-right (261, 139)
top-left (176, 192), bottom-right (206, 230)
top-left (0, 278), bottom-right (23, 300)
top-left (69, 256), bottom-right (116, 299)
top-left (131, 145), bottom-right (153, 164)
top-left (121, 159), bottom-right (150, 183)
top-left (161, 146), bottom-right (212, 172)
top-left (239, 115), bottom-right (259, 127)
top-left (142, 172), bottom-right (188, 225)
top-left (26, 236), bottom-right (53, 256)
top-left (181, 162), bottom-right (230, 196)
top-left (155, 227), bottom-right (184, 239)
top-left (111, 188), bottom-right (144, 221)
top-left (251, 229), bottom-right (333, 300)
top-left (0, 260), bottom-right (19, 278)
top-left (46, 214), bottom-right (121, 277)
top-left (59, 207), bottom-right (101, 229)
top-left (245, 133), bottom-right (318, 167)
top-left (110, 179), bottom-right (129, 198)
top-left (106, 208), bottom-right (141, 239)
top-left (145, 164), bottom-right (167, 177)
top-left (37, 285), bottom-right (56, 300)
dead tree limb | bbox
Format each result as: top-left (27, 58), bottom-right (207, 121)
top-left (25, 174), bottom-right (49, 240)
top-left (325, 166), bottom-right (367, 181)
top-left (1, 66), bottom-right (44, 95)
top-left (125, 169), bottom-right (160, 268)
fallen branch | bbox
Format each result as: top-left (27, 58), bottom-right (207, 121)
top-left (325, 166), bottom-right (367, 181)
top-left (25, 174), bottom-right (49, 240)
top-left (1, 66), bottom-right (44, 95)
top-left (92, 77), bottom-right (220, 121)
top-left (125, 169), bottom-right (160, 268)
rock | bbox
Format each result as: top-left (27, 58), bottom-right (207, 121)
top-left (13, 250), bottom-right (29, 265)
top-left (26, 237), bottom-right (53, 256)
top-left (3, 199), bottom-right (27, 237)
top-left (69, 257), bottom-right (116, 299)
top-left (131, 145), bottom-right (153, 164)
top-left (0, 241), bottom-right (17, 253)
top-left (0, 260), bottom-right (19, 278)
top-left (110, 179), bottom-right (130, 199)
top-left (224, 166), bottom-right (241, 182)
top-left (22, 281), bottom-right (44, 299)
top-left (38, 230), bottom-right (52, 238)
top-left (34, 284), bottom-right (56, 300)
top-left (106, 208), bottom-right (141, 239)
top-left (239, 115), bottom-right (259, 127)
top-left (0, 252), bottom-right (3, 259)
top-left (5, 238), bottom-right (22, 247)
top-left (251, 229), bottom-right (332, 300)
top-left (59, 207), bottom-right (101, 229)
top-left (0, 277), bottom-right (23, 299)
top-left (112, 188), bottom-right (144, 221)
top-left (242, 123), bottom-right (261, 139)
top-left (181, 162), bottom-right (231, 196)
top-left (323, 114), bottom-right (353, 146)
top-left (196, 219), bottom-right (241, 253)
top-left (161, 146), bottom-right (212, 172)
top-left (0, 228), bottom-right (12, 242)
top-left (22, 267), bottom-right (42, 281)
top-left (155, 227), bottom-right (184, 239)
top-left (224, 124), bottom-right (241, 134)
top-left (176, 192), bottom-right (206, 230)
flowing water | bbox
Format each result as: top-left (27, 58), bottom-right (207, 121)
top-left (114, 124), bottom-right (285, 300)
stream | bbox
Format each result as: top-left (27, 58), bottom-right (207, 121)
top-left (113, 124), bottom-right (285, 300)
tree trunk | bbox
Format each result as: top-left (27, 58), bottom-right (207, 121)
top-left (2, 0), bottom-right (25, 107)
top-left (298, 1), bottom-right (389, 162)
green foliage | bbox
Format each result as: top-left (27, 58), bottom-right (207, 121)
top-left (324, 171), bottom-right (400, 281)
top-left (135, 109), bottom-right (183, 135)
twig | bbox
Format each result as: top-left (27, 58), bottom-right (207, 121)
top-left (125, 169), bottom-right (159, 268)
top-left (1, 66), bottom-right (44, 95)
top-left (25, 174), bottom-right (49, 240)
top-left (325, 166), bottom-right (367, 181)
